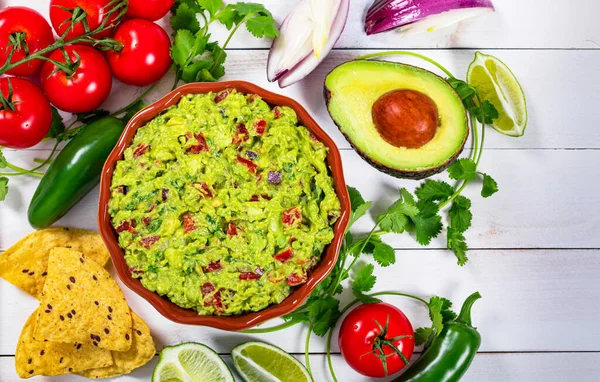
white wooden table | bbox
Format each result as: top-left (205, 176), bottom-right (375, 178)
top-left (1, 0), bottom-right (600, 380)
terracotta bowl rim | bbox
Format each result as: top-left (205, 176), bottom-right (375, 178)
top-left (98, 81), bottom-right (350, 331)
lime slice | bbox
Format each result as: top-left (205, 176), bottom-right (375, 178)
top-left (232, 341), bottom-right (313, 382)
top-left (467, 51), bottom-right (528, 137)
top-left (152, 342), bottom-right (234, 382)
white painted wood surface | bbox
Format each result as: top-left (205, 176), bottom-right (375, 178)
top-left (1, 0), bottom-right (600, 381)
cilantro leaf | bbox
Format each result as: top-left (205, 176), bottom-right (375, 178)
top-left (481, 173), bottom-right (499, 198)
top-left (415, 180), bottom-right (454, 202)
top-left (352, 264), bottom-right (376, 294)
top-left (447, 78), bottom-right (476, 105)
top-left (233, 2), bottom-right (273, 18)
top-left (347, 186), bottom-right (372, 228)
top-left (353, 236), bottom-right (395, 267)
top-left (413, 213), bottom-right (442, 246)
top-left (414, 327), bottom-right (433, 346)
top-left (448, 195), bottom-right (472, 233)
top-left (198, 0), bottom-right (223, 17)
top-left (0, 151), bottom-right (7, 169)
top-left (171, 29), bottom-right (196, 67)
top-left (46, 107), bottom-right (65, 138)
top-left (246, 15), bottom-right (279, 38)
top-left (0, 177), bottom-right (8, 201)
top-left (216, 4), bottom-right (243, 29)
top-left (171, 3), bottom-right (200, 33)
top-left (370, 237), bottom-right (396, 267)
top-left (410, 199), bottom-right (442, 246)
top-left (378, 188), bottom-right (419, 233)
top-left (307, 296), bottom-right (341, 336)
top-left (473, 100), bottom-right (499, 124)
top-left (448, 158), bottom-right (477, 181)
top-left (447, 227), bottom-right (469, 266)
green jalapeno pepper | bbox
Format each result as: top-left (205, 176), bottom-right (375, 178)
top-left (28, 117), bottom-right (126, 228)
top-left (394, 292), bottom-right (482, 382)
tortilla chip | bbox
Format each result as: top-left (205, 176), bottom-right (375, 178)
top-left (0, 228), bottom-right (110, 299)
top-left (16, 308), bottom-right (113, 378)
top-left (34, 247), bottom-right (132, 352)
top-left (77, 312), bottom-right (156, 379)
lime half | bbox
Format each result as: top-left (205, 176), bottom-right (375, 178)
top-left (152, 342), bottom-right (234, 382)
top-left (232, 341), bottom-right (313, 382)
top-left (467, 51), bottom-right (528, 137)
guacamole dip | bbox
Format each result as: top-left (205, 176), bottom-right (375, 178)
top-left (109, 89), bottom-right (341, 315)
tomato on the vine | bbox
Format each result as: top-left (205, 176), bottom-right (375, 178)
top-left (41, 45), bottom-right (112, 113)
top-left (0, 78), bottom-right (52, 149)
top-left (0, 7), bottom-right (55, 77)
top-left (106, 19), bottom-right (172, 86)
top-left (49, 0), bottom-right (122, 40)
top-left (339, 303), bottom-right (415, 378)
top-left (126, 0), bottom-right (174, 21)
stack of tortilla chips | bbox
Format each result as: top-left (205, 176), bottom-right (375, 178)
top-left (0, 228), bottom-right (156, 379)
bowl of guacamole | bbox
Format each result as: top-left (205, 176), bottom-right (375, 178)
top-left (99, 82), bottom-right (350, 330)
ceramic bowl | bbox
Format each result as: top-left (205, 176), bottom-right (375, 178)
top-left (98, 81), bottom-right (350, 330)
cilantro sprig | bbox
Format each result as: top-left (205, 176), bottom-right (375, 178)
top-left (170, 0), bottom-right (278, 85)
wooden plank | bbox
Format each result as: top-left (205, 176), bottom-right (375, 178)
top-left (1, 250), bottom-right (599, 355)
top-left (2, 148), bottom-right (598, 250)
top-left (9, 0), bottom-right (600, 49)
top-left (0, 352), bottom-right (599, 381)
top-left (8, 49), bottom-right (600, 151)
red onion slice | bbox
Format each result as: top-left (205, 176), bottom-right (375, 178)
top-left (365, 0), bottom-right (495, 36)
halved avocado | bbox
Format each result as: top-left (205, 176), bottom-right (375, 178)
top-left (325, 60), bottom-right (468, 180)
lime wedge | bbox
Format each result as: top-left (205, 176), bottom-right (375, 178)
top-left (232, 341), bottom-right (313, 382)
top-left (152, 342), bottom-right (234, 382)
top-left (467, 51), bottom-right (528, 137)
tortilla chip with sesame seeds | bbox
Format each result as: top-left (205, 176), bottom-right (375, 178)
top-left (15, 308), bottom-right (113, 378)
top-left (34, 247), bottom-right (132, 352)
top-left (0, 228), bottom-right (110, 299)
top-left (77, 311), bottom-right (156, 379)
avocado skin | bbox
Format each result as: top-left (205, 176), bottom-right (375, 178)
top-left (323, 60), bottom-right (468, 180)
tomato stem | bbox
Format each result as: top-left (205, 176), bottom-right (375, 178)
top-left (0, 0), bottom-right (128, 76)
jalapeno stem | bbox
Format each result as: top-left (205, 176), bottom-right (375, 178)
top-left (456, 292), bottom-right (482, 326)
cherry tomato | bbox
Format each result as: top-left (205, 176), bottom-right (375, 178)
top-left (126, 0), bottom-right (174, 21)
top-left (0, 78), bottom-right (52, 149)
top-left (107, 19), bottom-right (171, 86)
top-left (49, 0), bottom-right (122, 40)
top-left (339, 303), bottom-right (415, 378)
top-left (41, 45), bottom-right (112, 113)
top-left (0, 7), bottom-right (55, 77)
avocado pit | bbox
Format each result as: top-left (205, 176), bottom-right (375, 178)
top-left (372, 89), bottom-right (439, 149)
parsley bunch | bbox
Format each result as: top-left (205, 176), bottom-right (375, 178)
top-left (170, 0), bottom-right (278, 85)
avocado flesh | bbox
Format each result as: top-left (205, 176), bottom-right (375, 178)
top-left (325, 60), bottom-right (468, 179)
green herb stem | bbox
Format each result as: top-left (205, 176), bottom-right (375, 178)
top-left (241, 319), bottom-right (300, 334)
top-left (305, 326), bottom-right (313, 376)
top-left (356, 51), bottom-right (455, 79)
top-left (209, 16), bottom-right (246, 74)
top-left (111, 81), bottom-right (160, 117)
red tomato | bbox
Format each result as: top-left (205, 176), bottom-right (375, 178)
top-left (0, 7), bottom-right (55, 77)
top-left (126, 0), bottom-right (174, 21)
top-left (0, 78), bottom-right (52, 149)
top-left (41, 45), bottom-right (112, 113)
top-left (339, 303), bottom-right (415, 378)
top-left (49, 0), bottom-right (122, 40)
top-left (106, 19), bottom-right (171, 86)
